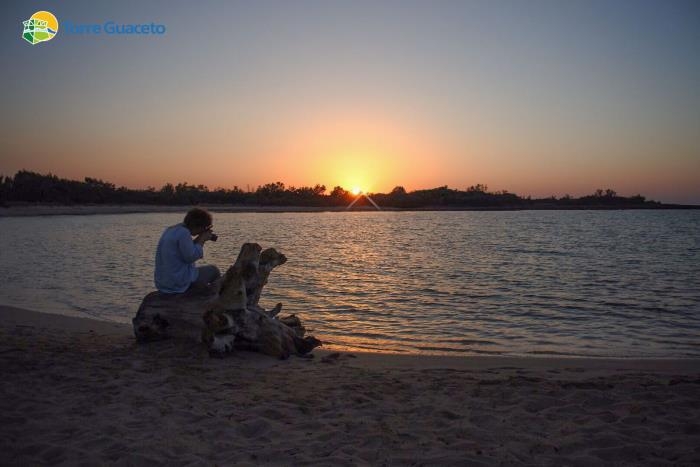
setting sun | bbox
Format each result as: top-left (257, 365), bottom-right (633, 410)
top-left (351, 187), bottom-right (362, 195)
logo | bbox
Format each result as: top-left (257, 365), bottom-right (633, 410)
top-left (22, 11), bottom-right (59, 45)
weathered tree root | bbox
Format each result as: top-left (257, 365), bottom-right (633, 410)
top-left (133, 243), bottom-right (321, 358)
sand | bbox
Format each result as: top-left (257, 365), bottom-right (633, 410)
top-left (1, 305), bottom-right (699, 466)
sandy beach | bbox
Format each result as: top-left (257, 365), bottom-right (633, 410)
top-left (1, 305), bottom-right (699, 466)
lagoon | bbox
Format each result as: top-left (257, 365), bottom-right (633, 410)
top-left (0, 210), bottom-right (698, 357)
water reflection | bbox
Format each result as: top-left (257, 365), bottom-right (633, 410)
top-left (0, 210), bottom-right (699, 357)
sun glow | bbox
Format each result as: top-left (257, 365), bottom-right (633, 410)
top-left (267, 108), bottom-right (449, 196)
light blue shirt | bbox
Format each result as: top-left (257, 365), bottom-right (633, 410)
top-left (154, 223), bottom-right (203, 293)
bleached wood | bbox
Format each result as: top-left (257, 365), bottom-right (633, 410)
top-left (133, 243), bottom-right (320, 358)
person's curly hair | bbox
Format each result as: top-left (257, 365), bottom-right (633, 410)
top-left (183, 208), bottom-right (212, 230)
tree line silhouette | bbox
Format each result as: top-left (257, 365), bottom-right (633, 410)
top-left (0, 170), bottom-right (664, 209)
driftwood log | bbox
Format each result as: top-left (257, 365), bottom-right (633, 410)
top-left (132, 243), bottom-right (321, 358)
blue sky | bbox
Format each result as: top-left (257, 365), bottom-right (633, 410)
top-left (1, 0), bottom-right (699, 202)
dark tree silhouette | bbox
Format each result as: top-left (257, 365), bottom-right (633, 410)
top-left (0, 170), bottom-right (673, 209)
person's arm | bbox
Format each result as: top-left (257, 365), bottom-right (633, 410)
top-left (177, 229), bottom-right (204, 263)
top-left (193, 230), bottom-right (213, 246)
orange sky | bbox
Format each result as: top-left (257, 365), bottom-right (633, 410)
top-left (1, 1), bottom-right (699, 203)
top-left (3, 100), bottom-right (697, 203)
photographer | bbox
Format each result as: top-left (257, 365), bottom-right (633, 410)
top-left (154, 207), bottom-right (221, 293)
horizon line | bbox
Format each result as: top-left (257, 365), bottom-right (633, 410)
top-left (0, 168), bottom-right (664, 200)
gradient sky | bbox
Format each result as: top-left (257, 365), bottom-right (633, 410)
top-left (1, 0), bottom-right (699, 203)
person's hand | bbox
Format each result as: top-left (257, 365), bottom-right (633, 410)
top-left (194, 229), bottom-right (214, 245)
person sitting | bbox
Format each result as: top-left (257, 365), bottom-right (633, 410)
top-left (154, 207), bottom-right (221, 293)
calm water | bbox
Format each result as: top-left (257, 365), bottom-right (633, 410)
top-left (1, 210), bottom-right (699, 357)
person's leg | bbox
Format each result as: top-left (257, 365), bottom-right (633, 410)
top-left (192, 265), bottom-right (221, 287)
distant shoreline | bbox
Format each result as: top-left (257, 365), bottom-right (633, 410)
top-left (1, 202), bottom-right (698, 217)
